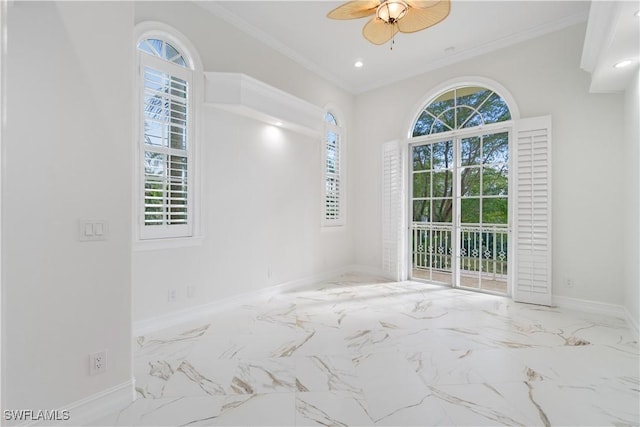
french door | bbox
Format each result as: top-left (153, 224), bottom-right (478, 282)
top-left (410, 129), bottom-right (510, 294)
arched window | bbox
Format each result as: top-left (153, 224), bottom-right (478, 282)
top-left (407, 84), bottom-right (513, 294)
top-left (412, 86), bottom-right (511, 137)
top-left (136, 33), bottom-right (195, 240)
top-left (323, 111), bottom-right (344, 226)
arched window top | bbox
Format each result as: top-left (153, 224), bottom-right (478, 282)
top-left (137, 38), bottom-right (188, 68)
top-left (412, 85), bottom-right (512, 137)
top-left (325, 112), bottom-right (338, 126)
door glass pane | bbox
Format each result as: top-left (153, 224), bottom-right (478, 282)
top-left (412, 145), bottom-right (431, 170)
top-left (432, 199), bottom-right (452, 223)
top-left (413, 200), bottom-right (431, 222)
top-left (461, 167), bottom-right (481, 197)
top-left (413, 172), bottom-right (431, 198)
top-left (432, 141), bottom-right (453, 169)
top-left (432, 170), bottom-right (453, 198)
top-left (461, 198), bottom-right (480, 224)
top-left (483, 132), bottom-right (509, 163)
top-left (459, 226), bottom-right (481, 289)
top-left (482, 197), bottom-right (508, 224)
top-left (461, 136), bottom-right (481, 166)
top-left (483, 165), bottom-right (508, 196)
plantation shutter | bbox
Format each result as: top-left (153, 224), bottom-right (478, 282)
top-left (382, 140), bottom-right (407, 281)
top-left (513, 116), bottom-right (552, 305)
top-left (323, 120), bottom-right (344, 225)
top-left (139, 53), bottom-right (193, 240)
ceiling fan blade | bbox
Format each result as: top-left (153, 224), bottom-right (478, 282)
top-left (327, 1), bottom-right (380, 20)
top-left (362, 17), bottom-right (399, 45)
top-left (405, 0), bottom-right (440, 8)
top-left (397, 0), bottom-right (450, 33)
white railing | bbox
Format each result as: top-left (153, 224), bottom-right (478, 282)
top-left (411, 222), bottom-right (508, 282)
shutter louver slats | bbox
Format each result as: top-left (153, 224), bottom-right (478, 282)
top-left (323, 121), bottom-right (343, 225)
top-left (513, 117), bottom-right (552, 305)
top-left (139, 53), bottom-right (192, 239)
top-left (382, 140), bottom-right (406, 282)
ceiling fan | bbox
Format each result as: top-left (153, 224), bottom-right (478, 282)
top-left (327, 0), bottom-right (451, 46)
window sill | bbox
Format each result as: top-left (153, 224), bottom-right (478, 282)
top-left (133, 235), bottom-right (204, 251)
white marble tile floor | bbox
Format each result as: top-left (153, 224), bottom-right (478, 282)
top-left (95, 275), bottom-right (639, 426)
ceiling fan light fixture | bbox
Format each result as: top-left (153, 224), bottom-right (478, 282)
top-left (377, 0), bottom-right (409, 24)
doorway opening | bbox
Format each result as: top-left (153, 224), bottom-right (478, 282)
top-left (410, 131), bottom-right (509, 294)
top-left (408, 84), bottom-right (513, 295)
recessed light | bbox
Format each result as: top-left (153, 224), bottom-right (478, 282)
top-left (635, 10), bottom-right (640, 17)
top-left (274, 121), bottom-right (283, 126)
top-left (354, 60), bottom-right (364, 68)
top-left (614, 60), bottom-right (633, 68)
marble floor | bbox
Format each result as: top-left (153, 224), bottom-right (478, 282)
top-left (96, 275), bottom-right (639, 426)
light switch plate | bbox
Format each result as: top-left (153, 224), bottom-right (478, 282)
top-left (79, 220), bottom-right (108, 241)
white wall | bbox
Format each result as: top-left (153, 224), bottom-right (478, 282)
top-left (353, 23), bottom-right (627, 306)
top-left (3, 0), bottom-right (133, 414)
top-left (623, 70), bottom-right (639, 329)
top-left (132, 2), bottom-right (356, 323)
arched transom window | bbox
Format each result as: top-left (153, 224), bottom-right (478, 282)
top-left (412, 86), bottom-right (511, 137)
top-left (138, 38), bottom-right (188, 67)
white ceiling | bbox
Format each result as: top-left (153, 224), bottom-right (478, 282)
top-left (197, 1), bottom-right (592, 93)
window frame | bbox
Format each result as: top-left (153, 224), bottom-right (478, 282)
top-left (134, 23), bottom-right (203, 249)
top-left (406, 77), bottom-right (520, 139)
top-left (405, 78), bottom-right (522, 297)
top-left (321, 111), bottom-right (346, 227)
top-left (138, 52), bottom-right (193, 240)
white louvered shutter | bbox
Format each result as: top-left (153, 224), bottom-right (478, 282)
top-left (139, 53), bottom-right (193, 240)
top-left (322, 119), bottom-right (344, 225)
top-left (382, 140), bottom-right (407, 282)
top-left (513, 116), bottom-right (552, 305)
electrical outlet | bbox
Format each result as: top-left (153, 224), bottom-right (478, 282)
top-left (168, 289), bottom-right (177, 302)
top-left (89, 350), bottom-right (107, 375)
top-left (564, 277), bottom-right (575, 288)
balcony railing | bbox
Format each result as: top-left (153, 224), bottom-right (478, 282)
top-left (411, 222), bottom-right (508, 292)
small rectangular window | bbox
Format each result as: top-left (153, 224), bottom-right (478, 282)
top-left (322, 114), bottom-right (344, 226)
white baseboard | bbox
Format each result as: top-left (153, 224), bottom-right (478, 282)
top-left (64, 379), bottom-right (134, 426)
top-left (21, 379), bottom-right (135, 426)
top-left (553, 295), bottom-right (627, 319)
top-left (554, 295), bottom-right (639, 337)
top-left (132, 265), bottom-right (378, 336)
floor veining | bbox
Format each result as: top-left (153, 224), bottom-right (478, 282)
top-left (95, 275), bottom-right (640, 426)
